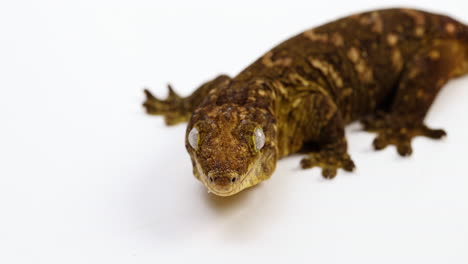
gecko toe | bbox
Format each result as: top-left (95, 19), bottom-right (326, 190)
top-left (373, 135), bottom-right (389, 150)
top-left (422, 127), bottom-right (447, 139)
top-left (144, 89), bottom-right (156, 100)
top-left (342, 159), bottom-right (356, 172)
top-left (300, 157), bottom-right (315, 169)
top-left (396, 141), bottom-right (413, 156)
top-left (322, 167), bottom-right (337, 179)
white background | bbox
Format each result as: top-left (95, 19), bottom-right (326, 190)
top-left (1, 0), bottom-right (467, 263)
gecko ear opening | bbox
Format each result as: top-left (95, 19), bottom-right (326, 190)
top-left (254, 127), bottom-right (265, 151)
top-left (188, 127), bottom-right (199, 149)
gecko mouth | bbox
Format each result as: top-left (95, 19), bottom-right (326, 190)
top-left (207, 186), bottom-right (237, 196)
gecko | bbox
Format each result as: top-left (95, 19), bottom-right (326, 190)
top-left (143, 8), bottom-right (468, 196)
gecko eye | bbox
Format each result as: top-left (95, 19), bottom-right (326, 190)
top-left (253, 127), bottom-right (265, 151)
top-left (188, 127), bottom-right (199, 149)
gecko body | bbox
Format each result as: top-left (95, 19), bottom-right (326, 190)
top-left (144, 9), bottom-right (468, 196)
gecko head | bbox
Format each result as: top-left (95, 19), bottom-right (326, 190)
top-left (185, 104), bottom-right (278, 196)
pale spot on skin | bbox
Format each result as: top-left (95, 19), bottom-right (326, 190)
top-left (209, 88), bottom-right (217, 95)
top-left (445, 23), bottom-right (456, 34)
top-left (270, 90), bottom-right (277, 100)
top-left (288, 72), bottom-right (311, 86)
top-left (262, 51), bottom-right (292, 68)
top-left (347, 47), bottom-right (374, 83)
top-left (303, 29), bottom-right (329, 42)
top-left (304, 30), bottom-right (344, 47)
top-left (356, 63), bottom-right (374, 83)
top-left (347, 47), bottom-right (360, 63)
top-left (359, 12), bottom-right (383, 33)
top-left (402, 9), bottom-right (425, 26)
top-left (371, 12), bottom-right (383, 33)
top-left (429, 50), bottom-right (440, 60)
top-left (387, 34), bottom-right (398, 46)
top-left (253, 79), bottom-right (265, 85)
top-left (391, 49), bottom-right (403, 71)
top-left (331, 33), bottom-right (344, 46)
top-left (437, 79), bottom-right (446, 87)
top-left (359, 16), bottom-right (371, 26)
top-left (414, 27), bottom-right (425, 37)
top-left (292, 98), bottom-right (302, 108)
top-left (239, 112), bottom-right (247, 119)
top-left (402, 9), bottom-right (426, 37)
top-left (308, 58), bottom-right (344, 88)
top-left (409, 68), bottom-right (420, 79)
top-left (207, 106), bottom-right (225, 118)
top-left (341, 88), bottom-right (353, 97)
top-left (258, 90), bottom-right (267, 96)
top-left (273, 80), bottom-right (288, 96)
top-left (416, 89), bottom-right (425, 98)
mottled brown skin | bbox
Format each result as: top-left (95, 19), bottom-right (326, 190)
top-left (143, 8), bottom-right (468, 196)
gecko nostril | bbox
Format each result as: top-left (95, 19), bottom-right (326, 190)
top-left (209, 177), bottom-right (214, 183)
top-left (231, 177), bottom-right (237, 183)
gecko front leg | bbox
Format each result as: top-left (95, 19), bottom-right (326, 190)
top-left (298, 93), bottom-right (355, 179)
top-left (143, 74), bottom-right (231, 125)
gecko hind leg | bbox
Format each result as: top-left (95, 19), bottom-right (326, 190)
top-left (361, 112), bottom-right (446, 156)
top-left (143, 85), bottom-right (191, 125)
top-left (143, 74), bottom-right (232, 126)
top-left (361, 40), bottom-right (464, 156)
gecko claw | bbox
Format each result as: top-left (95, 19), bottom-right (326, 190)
top-left (143, 88), bottom-right (156, 100)
top-left (166, 84), bottom-right (180, 99)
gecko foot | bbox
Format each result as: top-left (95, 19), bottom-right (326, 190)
top-left (300, 151), bottom-right (355, 179)
top-left (361, 113), bottom-right (446, 156)
top-left (143, 85), bottom-right (190, 125)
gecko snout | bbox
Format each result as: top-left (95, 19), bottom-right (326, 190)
top-left (207, 171), bottom-right (239, 187)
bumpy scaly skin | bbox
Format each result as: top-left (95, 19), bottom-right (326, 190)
top-left (144, 8), bottom-right (468, 196)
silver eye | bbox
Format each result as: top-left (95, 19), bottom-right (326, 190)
top-left (254, 127), bottom-right (265, 151)
top-left (188, 127), bottom-right (199, 149)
